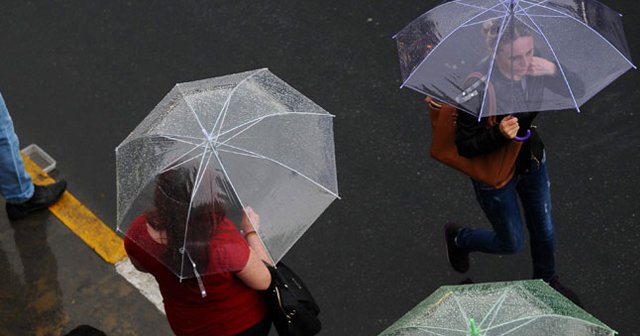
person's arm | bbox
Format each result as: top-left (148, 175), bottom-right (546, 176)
top-left (455, 110), bottom-right (514, 158)
top-left (236, 248), bottom-right (272, 291)
top-left (529, 57), bottom-right (585, 98)
top-left (123, 236), bottom-right (149, 273)
top-left (236, 207), bottom-right (272, 290)
top-left (128, 255), bottom-right (149, 273)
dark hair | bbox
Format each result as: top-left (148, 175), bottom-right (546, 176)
top-left (482, 18), bottom-right (533, 52)
top-left (146, 167), bottom-right (225, 277)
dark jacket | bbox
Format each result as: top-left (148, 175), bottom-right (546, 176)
top-left (455, 64), bottom-right (584, 175)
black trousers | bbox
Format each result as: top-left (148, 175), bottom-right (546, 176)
top-left (236, 316), bottom-right (272, 336)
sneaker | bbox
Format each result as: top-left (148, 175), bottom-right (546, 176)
top-left (548, 278), bottom-right (583, 307)
top-left (6, 180), bottom-right (67, 220)
top-left (444, 222), bottom-right (470, 273)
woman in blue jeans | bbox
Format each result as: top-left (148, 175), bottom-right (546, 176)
top-left (0, 92), bottom-right (66, 220)
top-left (444, 20), bottom-right (581, 303)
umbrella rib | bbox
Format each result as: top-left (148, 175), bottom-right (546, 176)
top-left (495, 316), bottom-right (540, 336)
top-left (451, 294), bottom-right (471, 330)
top-left (217, 143), bottom-right (340, 199)
top-left (400, 2), bottom-right (507, 89)
top-left (410, 329), bottom-right (447, 336)
top-left (461, 14), bottom-right (508, 28)
top-left (391, 0), bottom-right (500, 39)
top-left (511, 15), bottom-right (543, 37)
top-left (401, 327), bottom-right (453, 336)
top-left (482, 314), bottom-right (614, 333)
top-left (412, 326), bottom-right (469, 334)
top-left (209, 146), bottom-right (276, 264)
top-left (217, 148), bottom-right (262, 160)
top-left (519, 14), bottom-right (565, 18)
top-left (191, 147), bottom-right (215, 198)
top-left (216, 112), bottom-right (334, 145)
top-left (160, 152), bottom-right (206, 174)
top-left (158, 134), bottom-right (205, 147)
top-left (519, 0), bottom-right (636, 69)
top-left (179, 146), bottom-right (211, 279)
top-left (515, 0), bottom-right (550, 14)
top-left (116, 139), bottom-right (207, 228)
top-left (520, 9), bottom-right (581, 112)
top-left (122, 133), bottom-right (204, 148)
top-left (210, 68), bottom-right (268, 140)
top-left (477, 12), bottom-right (512, 121)
top-left (159, 141), bottom-right (208, 174)
top-left (216, 118), bottom-right (262, 147)
top-left (453, 1), bottom-right (505, 14)
top-left (175, 84), bottom-right (210, 140)
top-left (479, 287), bottom-right (511, 329)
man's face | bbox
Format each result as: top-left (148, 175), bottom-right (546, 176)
top-left (496, 36), bottom-right (534, 80)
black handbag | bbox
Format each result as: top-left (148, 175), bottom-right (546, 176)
top-left (264, 262), bottom-right (321, 336)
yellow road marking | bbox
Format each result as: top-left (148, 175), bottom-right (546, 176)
top-left (22, 154), bottom-right (126, 264)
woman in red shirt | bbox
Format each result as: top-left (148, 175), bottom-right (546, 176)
top-left (124, 167), bottom-right (272, 336)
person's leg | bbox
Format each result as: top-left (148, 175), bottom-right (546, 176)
top-left (0, 93), bottom-right (67, 220)
top-left (0, 93), bottom-right (34, 202)
top-left (456, 177), bottom-right (525, 254)
top-left (517, 154), bottom-right (556, 282)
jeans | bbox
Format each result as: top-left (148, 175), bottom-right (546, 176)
top-left (0, 93), bottom-right (33, 203)
top-left (457, 153), bottom-right (556, 282)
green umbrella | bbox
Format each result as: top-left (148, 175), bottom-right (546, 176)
top-left (379, 280), bottom-right (616, 336)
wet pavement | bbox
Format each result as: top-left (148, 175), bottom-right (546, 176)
top-left (1, 0), bottom-right (639, 335)
top-left (0, 201), bottom-right (171, 335)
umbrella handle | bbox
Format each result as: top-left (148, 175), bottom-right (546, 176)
top-left (469, 319), bottom-right (479, 336)
top-left (514, 129), bottom-right (531, 142)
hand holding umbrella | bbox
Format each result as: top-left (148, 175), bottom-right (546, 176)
top-left (499, 115), bottom-right (530, 142)
top-left (241, 206), bottom-right (260, 236)
top-left (241, 206), bottom-right (273, 265)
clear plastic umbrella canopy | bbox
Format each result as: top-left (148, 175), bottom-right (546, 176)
top-left (379, 280), bottom-right (616, 336)
top-left (395, 0), bottom-right (635, 118)
top-left (116, 68), bottom-right (338, 279)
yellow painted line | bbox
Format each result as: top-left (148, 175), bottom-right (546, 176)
top-left (21, 153), bottom-right (126, 264)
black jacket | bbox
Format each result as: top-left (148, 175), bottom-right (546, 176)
top-left (455, 64), bottom-right (584, 175)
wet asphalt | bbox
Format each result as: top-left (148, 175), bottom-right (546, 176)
top-left (1, 1), bottom-right (639, 335)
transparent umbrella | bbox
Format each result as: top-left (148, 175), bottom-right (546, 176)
top-left (116, 68), bottom-right (338, 281)
top-left (379, 280), bottom-right (616, 336)
top-left (395, 0), bottom-right (635, 119)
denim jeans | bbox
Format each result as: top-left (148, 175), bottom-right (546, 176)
top-left (456, 153), bottom-right (556, 282)
top-left (0, 93), bottom-right (33, 203)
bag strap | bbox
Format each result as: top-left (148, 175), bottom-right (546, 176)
top-left (466, 72), bottom-right (498, 126)
top-left (426, 72), bottom-right (497, 125)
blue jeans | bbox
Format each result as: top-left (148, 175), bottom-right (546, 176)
top-left (457, 154), bottom-right (556, 282)
top-left (0, 93), bottom-right (33, 203)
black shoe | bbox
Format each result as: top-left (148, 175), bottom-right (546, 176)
top-left (444, 222), bottom-right (470, 273)
top-left (5, 180), bottom-right (67, 220)
top-left (549, 278), bottom-right (583, 307)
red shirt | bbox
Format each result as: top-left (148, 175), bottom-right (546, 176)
top-left (124, 214), bottom-right (268, 336)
